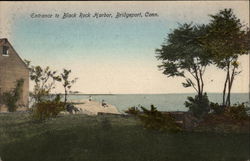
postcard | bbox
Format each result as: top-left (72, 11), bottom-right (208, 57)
top-left (0, 1), bottom-right (249, 161)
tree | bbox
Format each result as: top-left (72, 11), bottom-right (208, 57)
top-left (60, 69), bottom-right (77, 104)
top-left (185, 93), bottom-right (210, 118)
top-left (202, 9), bottom-right (249, 106)
top-left (2, 79), bottom-right (24, 112)
top-left (24, 60), bottom-right (61, 104)
top-left (156, 23), bottom-right (211, 100)
top-left (131, 105), bottom-right (182, 132)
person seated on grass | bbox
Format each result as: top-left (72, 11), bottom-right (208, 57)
top-left (102, 100), bottom-right (108, 107)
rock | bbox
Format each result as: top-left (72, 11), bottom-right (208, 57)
top-left (68, 99), bottom-right (120, 115)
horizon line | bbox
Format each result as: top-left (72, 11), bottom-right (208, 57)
top-left (48, 92), bottom-right (250, 95)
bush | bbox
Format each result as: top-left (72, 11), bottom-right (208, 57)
top-left (65, 103), bottom-right (80, 114)
top-left (1, 79), bottom-right (24, 112)
top-left (210, 102), bottom-right (225, 115)
top-left (225, 103), bottom-right (249, 121)
top-left (139, 105), bottom-right (182, 132)
top-left (185, 93), bottom-right (210, 119)
top-left (124, 106), bottom-right (140, 115)
top-left (32, 95), bottom-right (64, 121)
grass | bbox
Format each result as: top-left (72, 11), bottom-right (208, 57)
top-left (0, 112), bottom-right (249, 161)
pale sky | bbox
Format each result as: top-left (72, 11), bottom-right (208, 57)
top-left (0, 1), bottom-right (249, 94)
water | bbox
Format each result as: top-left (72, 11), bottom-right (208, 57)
top-left (68, 93), bottom-right (249, 113)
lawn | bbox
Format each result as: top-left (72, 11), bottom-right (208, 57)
top-left (0, 112), bottom-right (249, 161)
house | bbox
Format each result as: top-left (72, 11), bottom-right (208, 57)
top-left (0, 38), bottom-right (29, 111)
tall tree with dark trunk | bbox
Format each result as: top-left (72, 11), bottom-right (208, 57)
top-left (156, 23), bottom-right (211, 101)
top-left (202, 8), bottom-right (249, 107)
top-left (61, 69), bottom-right (78, 104)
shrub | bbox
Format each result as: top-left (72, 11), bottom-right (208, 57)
top-left (124, 106), bottom-right (140, 115)
top-left (185, 93), bottom-right (210, 119)
top-left (32, 95), bottom-right (64, 121)
top-left (139, 105), bottom-right (182, 132)
top-left (65, 103), bottom-right (79, 114)
top-left (1, 79), bottom-right (24, 112)
top-left (225, 103), bottom-right (249, 120)
top-left (210, 102), bottom-right (225, 115)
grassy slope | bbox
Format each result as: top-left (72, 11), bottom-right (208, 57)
top-left (0, 113), bottom-right (249, 161)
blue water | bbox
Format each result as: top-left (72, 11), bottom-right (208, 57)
top-left (68, 93), bottom-right (249, 113)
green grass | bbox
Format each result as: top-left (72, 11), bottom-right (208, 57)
top-left (0, 113), bottom-right (249, 161)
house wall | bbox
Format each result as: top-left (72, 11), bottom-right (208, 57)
top-left (0, 38), bottom-right (29, 110)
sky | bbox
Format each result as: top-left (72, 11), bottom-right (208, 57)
top-left (0, 1), bottom-right (249, 94)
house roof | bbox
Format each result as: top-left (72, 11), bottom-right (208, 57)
top-left (0, 38), bottom-right (29, 70)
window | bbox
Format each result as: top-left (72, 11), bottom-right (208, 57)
top-left (2, 46), bottom-right (9, 56)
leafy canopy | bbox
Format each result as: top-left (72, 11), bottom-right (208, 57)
top-left (203, 8), bottom-right (249, 68)
top-left (156, 23), bottom-right (211, 78)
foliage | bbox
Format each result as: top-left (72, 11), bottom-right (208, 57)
top-left (202, 8), bottom-right (249, 106)
top-left (65, 103), bottom-right (80, 114)
top-left (32, 94), bottom-right (64, 121)
top-left (124, 106), bottom-right (140, 115)
top-left (60, 69), bottom-right (78, 104)
top-left (1, 79), bottom-right (24, 112)
top-left (139, 105), bottom-right (182, 132)
top-left (156, 8), bottom-right (249, 108)
top-left (24, 60), bottom-right (61, 104)
top-left (185, 93), bottom-right (210, 119)
top-left (1, 113), bottom-right (249, 161)
top-left (210, 102), bottom-right (225, 115)
top-left (24, 61), bottom-right (79, 120)
top-left (156, 23), bottom-right (211, 101)
top-left (225, 103), bottom-right (249, 121)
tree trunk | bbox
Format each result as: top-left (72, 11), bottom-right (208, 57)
top-left (64, 88), bottom-right (67, 104)
top-left (226, 66), bottom-right (236, 107)
top-left (194, 66), bottom-right (202, 100)
top-left (199, 69), bottom-right (204, 96)
top-left (223, 64), bottom-right (230, 106)
top-left (222, 78), bottom-right (227, 106)
top-left (226, 75), bottom-right (231, 107)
